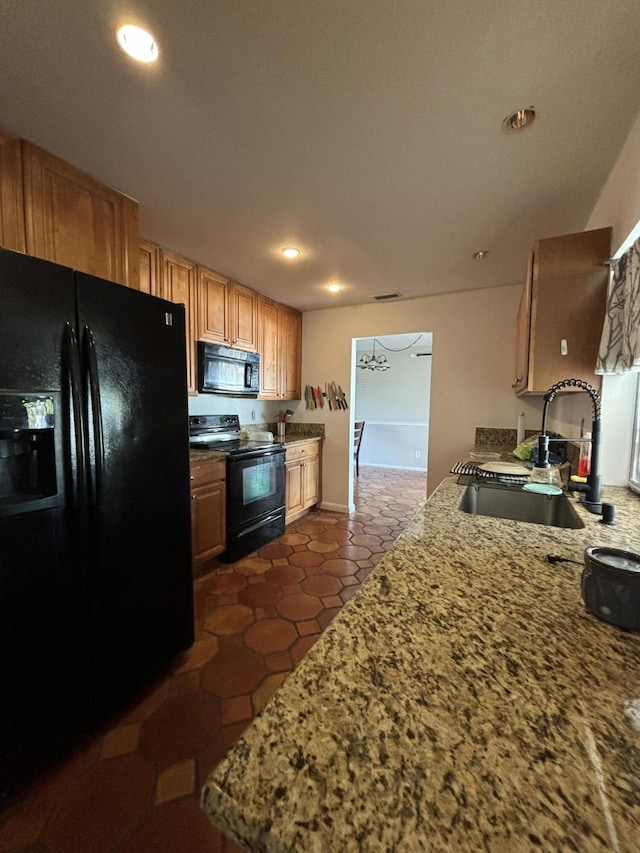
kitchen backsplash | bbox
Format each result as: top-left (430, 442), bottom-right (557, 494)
top-left (474, 428), bottom-right (538, 449)
top-left (238, 422), bottom-right (325, 439)
top-left (475, 427), bottom-right (580, 469)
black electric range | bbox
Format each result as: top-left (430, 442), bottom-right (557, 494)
top-left (189, 414), bottom-right (286, 562)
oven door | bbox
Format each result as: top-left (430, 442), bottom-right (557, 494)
top-left (226, 446), bottom-right (285, 533)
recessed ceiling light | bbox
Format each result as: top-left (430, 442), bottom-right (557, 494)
top-left (117, 25), bottom-right (159, 63)
top-left (328, 284), bottom-right (340, 293)
top-left (473, 250), bottom-right (489, 260)
top-left (281, 247), bottom-right (300, 259)
top-left (502, 107), bottom-right (536, 133)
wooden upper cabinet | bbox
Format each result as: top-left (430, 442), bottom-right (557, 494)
top-left (258, 295), bottom-right (301, 400)
top-left (22, 141), bottom-right (139, 287)
top-left (139, 239), bottom-right (160, 296)
top-left (229, 281), bottom-right (258, 351)
top-left (197, 267), bottom-right (229, 344)
top-left (279, 305), bottom-right (302, 399)
top-left (0, 128), bottom-right (26, 252)
top-left (196, 272), bottom-right (257, 352)
top-left (514, 227), bottom-right (611, 395)
top-left (159, 249), bottom-right (198, 395)
top-left (258, 295), bottom-right (280, 397)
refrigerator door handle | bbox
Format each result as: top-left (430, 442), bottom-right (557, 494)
top-left (63, 322), bottom-right (89, 546)
top-left (82, 325), bottom-right (105, 508)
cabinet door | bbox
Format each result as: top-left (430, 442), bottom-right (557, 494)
top-left (139, 239), bottom-right (159, 295)
top-left (22, 142), bottom-right (139, 287)
top-left (160, 250), bottom-right (198, 395)
top-left (230, 281), bottom-right (258, 351)
top-left (285, 460), bottom-right (304, 521)
top-left (517, 228), bottom-right (611, 395)
top-left (302, 454), bottom-right (319, 508)
top-left (279, 305), bottom-right (302, 400)
top-left (0, 128), bottom-right (26, 252)
top-left (191, 480), bottom-right (226, 565)
top-left (197, 267), bottom-right (229, 344)
top-left (258, 295), bottom-right (280, 398)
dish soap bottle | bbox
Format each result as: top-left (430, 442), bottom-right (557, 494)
top-left (577, 432), bottom-right (592, 478)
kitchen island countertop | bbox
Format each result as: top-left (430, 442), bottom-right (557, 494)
top-left (201, 477), bottom-right (640, 852)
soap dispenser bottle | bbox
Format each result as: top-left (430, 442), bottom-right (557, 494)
top-left (577, 432), bottom-right (592, 478)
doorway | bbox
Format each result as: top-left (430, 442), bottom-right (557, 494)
top-left (349, 333), bottom-right (432, 509)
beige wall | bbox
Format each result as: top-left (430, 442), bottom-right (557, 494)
top-left (297, 283), bottom-right (547, 510)
top-left (586, 108), bottom-right (640, 485)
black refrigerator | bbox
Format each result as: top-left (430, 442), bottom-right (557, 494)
top-left (0, 248), bottom-right (194, 799)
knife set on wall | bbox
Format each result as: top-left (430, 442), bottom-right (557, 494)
top-left (304, 382), bottom-right (348, 410)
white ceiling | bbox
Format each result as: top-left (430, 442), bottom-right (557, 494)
top-left (1, 1), bottom-right (639, 312)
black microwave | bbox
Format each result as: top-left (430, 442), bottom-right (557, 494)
top-left (198, 342), bottom-right (260, 396)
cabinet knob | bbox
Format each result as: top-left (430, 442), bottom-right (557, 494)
top-left (191, 495), bottom-right (197, 500)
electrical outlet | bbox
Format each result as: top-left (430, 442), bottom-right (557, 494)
top-left (415, 450), bottom-right (421, 458)
top-left (251, 410), bottom-right (256, 421)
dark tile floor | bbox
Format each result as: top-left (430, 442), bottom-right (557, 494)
top-left (0, 466), bottom-right (426, 852)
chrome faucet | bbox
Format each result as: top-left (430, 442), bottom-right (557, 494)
top-left (536, 378), bottom-right (602, 514)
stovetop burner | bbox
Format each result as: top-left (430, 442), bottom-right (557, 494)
top-left (189, 414), bottom-right (282, 455)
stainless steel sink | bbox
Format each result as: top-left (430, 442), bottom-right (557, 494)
top-left (458, 484), bottom-right (585, 529)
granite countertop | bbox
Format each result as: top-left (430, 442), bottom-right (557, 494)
top-left (189, 447), bottom-right (227, 462)
top-left (279, 433), bottom-right (323, 447)
top-left (201, 478), bottom-right (640, 852)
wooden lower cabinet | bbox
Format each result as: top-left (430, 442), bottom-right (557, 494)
top-left (285, 440), bottom-right (321, 524)
top-left (190, 456), bottom-right (226, 571)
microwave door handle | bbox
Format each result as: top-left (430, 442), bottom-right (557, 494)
top-left (83, 325), bottom-right (105, 509)
top-left (244, 363), bottom-right (252, 388)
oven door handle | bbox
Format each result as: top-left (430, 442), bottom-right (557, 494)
top-left (235, 510), bottom-right (284, 539)
top-left (229, 447), bottom-right (285, 462)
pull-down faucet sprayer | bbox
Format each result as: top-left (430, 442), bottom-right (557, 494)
top-left (536, 378), bottom-right (602, 514)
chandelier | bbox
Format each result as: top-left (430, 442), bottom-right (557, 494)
top-left (358, 339), bottom-right (390, 371)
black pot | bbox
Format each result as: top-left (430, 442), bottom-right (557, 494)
top-left (582, 546), bottom-right (640, 630)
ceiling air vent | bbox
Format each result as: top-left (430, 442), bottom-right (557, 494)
top-left (370, 291), bottom-right (402, 301)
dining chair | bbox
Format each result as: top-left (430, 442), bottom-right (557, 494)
top-left (353, 421), bottom-right (365, 476)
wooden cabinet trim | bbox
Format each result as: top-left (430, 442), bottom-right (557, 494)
top-left (0, 128), bottom-right (26, 252)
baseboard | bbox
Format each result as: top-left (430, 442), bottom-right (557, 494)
top-left (319, 501), bottom-right (350, 514)
top-left (360, 463), bottom-right (427, 472)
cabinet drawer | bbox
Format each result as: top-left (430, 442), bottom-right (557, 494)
top-left (285, 441), bottom-right (319, 463)
top-left (190, 456), bottom-right (226, 489)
